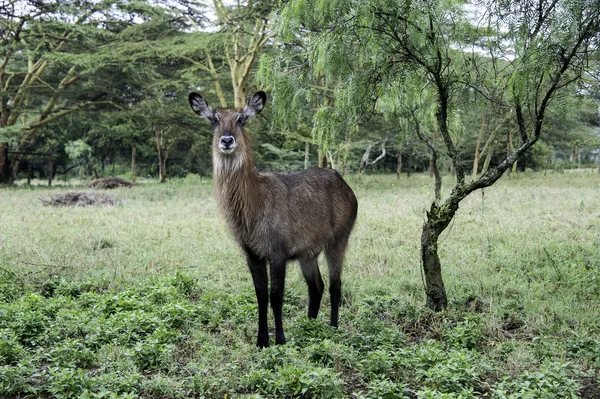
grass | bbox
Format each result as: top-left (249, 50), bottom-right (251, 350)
top-left (1, 171), bottom-right (599, 398)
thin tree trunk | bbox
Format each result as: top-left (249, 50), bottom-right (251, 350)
top-left (328, 151), bottom-right (336, 171)
top-left (359, 144), bottom-right (371, 174)
top-left (27, 161), bottom-right (32, 185)
top-left (481, 142), bottom-right (494, 176)
top-left (304, 142), bottom-right (309, 170)
top-left (479, 129), bottom-right (499, 176)
top-left (597, 148), bottom-right (600, 173)
top-left (507, 129), bottom-right (513, 176)
top-left (429, 131), bottom-right (436, 177)
top-left (318, 149), bottom-right (328, 168)
top-left (155, 126), bottom-right (168, 183)
top-left (511, 132), bottom-right (518, 174)
top-left (0, 142), bottom-right (9, 184)
top-left (472, 117), bottom-right (486, 181)
top-left (431, 152), bottom-right (441, 201)
top-left (131, 145), bottom-right (137, 183)
top-left (397, 152), bottom-right (403, 178)
top-left (47, 149), bottom-right (53, 187)
top-left (341, 140), bottom-right (351, 177)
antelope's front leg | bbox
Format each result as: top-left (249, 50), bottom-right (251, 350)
top-left (246, 251), bottom-right (269, 348)
top-left (270, 258), bottom-right (287, 345)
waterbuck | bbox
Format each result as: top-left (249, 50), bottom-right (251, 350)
top-left (188, 91), bottom-right (358, 347)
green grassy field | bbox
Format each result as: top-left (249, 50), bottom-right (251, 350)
top-left (1, 172), bottom-right (599, 398)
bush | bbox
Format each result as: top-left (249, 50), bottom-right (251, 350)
top-left (246, 365), bottom-right (343, 398)
top-left (493, 362), bottom-right (580, 398)
top-left (0, 329), bottom-right (24, 364)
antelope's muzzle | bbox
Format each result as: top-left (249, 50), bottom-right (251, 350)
top-left (219, 135), bottom-right (236, 154)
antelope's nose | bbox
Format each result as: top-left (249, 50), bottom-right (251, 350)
top-left (220, 136), bottom-right (235, 147)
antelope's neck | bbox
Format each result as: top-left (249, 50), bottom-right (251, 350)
top-left (213, 152), bottom-right (262, 228)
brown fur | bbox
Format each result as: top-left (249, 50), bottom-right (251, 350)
top-left (189, 92), bottom-right (358, 347)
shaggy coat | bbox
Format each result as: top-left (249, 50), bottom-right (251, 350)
top-left (189, 91), bottom-right (358, 347)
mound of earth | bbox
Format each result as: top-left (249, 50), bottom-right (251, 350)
top-left (41, 191), bottom-right (117, 207)
top-left (90, 177), bottom-right (133, 189)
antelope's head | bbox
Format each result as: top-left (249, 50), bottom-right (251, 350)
top-left (188, 92), bottom-right (266, 157)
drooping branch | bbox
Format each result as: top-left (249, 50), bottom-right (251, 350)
top-left (26, 101), bottom-right (123, 130)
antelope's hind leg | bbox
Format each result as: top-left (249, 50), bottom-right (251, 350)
top-left (299, 257), bottom-right (324, 319)
top-left (325, 238), bottom-right (349, 328)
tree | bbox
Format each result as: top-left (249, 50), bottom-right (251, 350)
top-left (268, 0), bottom-right (600, 310)
top-left (0, 0), bottom-right (207, 184)
top-left (0, 0), bottom-right (121, 183)
top-left (211, 0), bottom-right (274, 108)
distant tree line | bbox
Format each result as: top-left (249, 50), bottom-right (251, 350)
top-left (1, 0), bottom-right (598, 186)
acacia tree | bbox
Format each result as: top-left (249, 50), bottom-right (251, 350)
top-left (209, 0), bottom-right (274, 108)
top-left (0, 0), bottom-right (207, 184)
top-left (0, 0), bottom-right (126, 183)
top-left (269, 0), bottom-right (600, 310)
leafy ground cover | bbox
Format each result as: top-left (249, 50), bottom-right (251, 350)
top-left (1, 172), bottom-right (599, 398)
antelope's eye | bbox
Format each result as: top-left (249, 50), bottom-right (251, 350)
top-left (235, 114), bottom-right (242, 124)
top-left (212, 114), bottom-right (220, 126)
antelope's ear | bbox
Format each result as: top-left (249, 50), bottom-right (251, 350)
top-left (240, 91), bottom-right (267, 124)
top-left (189, 92), bottom-right (215, 123)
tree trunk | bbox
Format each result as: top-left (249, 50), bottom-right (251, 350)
top-left (328, 151), bottom-right (336, 171)
top-left (472, 117), bottom-right (486, 181)
top-left (421, 198), bottom-right (459, 311)
top-left (597, 148), bottom-right (600, 173)
top-left (341, 140), bottom-right (351, 177)
top-left (359, 144), bottom-right (371, 174)
top-left (397, 152), bottom-right (402, 179)
top-left (0, 142), bottom-right (9, 184)
top-left (131, 145), bottom-right (137, 183)
top-left (155, 126), bottom-right (168, 183)
top-left (318, 149), bottom-right (328, 168)
top-left (508, 130), bottom-right (518, 175)
top-left (27, 162), bottom-right (32, 185)
top-left (47, 149), bottom-right (54, 187)
top-left (304, 142), bottom-right (309, 170)
top-left (481, 141), bottom-right (495, 176)
top-left (506, 129), bottom-right (512, 175)
top-left (431, 152), bottom-right (442, 201)
top-left (421, 220), bottom-right (448, 311)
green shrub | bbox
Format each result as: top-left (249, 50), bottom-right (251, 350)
top-left (0, 267), bottom-right (23, 302)
top-left (359, 349), bottom-right (399, 379)
top-left (493, 362), bottom-right (580, 398)
top-left (140, 374), bottom-right (187, 398)
top-left (130, 338), bottom-right (174, 372)
top-left (0, 363), bottom-right (37, 396)
top-left (92, 372), bottom-right (143, 395)
top-left (0, 329), bottom-right (24, 364)
top-left (366, 378), bottom-right (408, 399)
top-left (416, 388), bottom-right (476, 398)
top-left (304, 339), bottom-right (357, 370)
top-left (246, 365), bottom-right (343, 398)
top-left (46, 338), bottom-right (97, 368)
top-left (47, 367), bottom-right (94, 399)
top-left (443, 317), bottom-right (484, 350)
top-left (412, 342), bottom-right (480, 393)
top-left (566, 336), bottom-right (600, 367)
